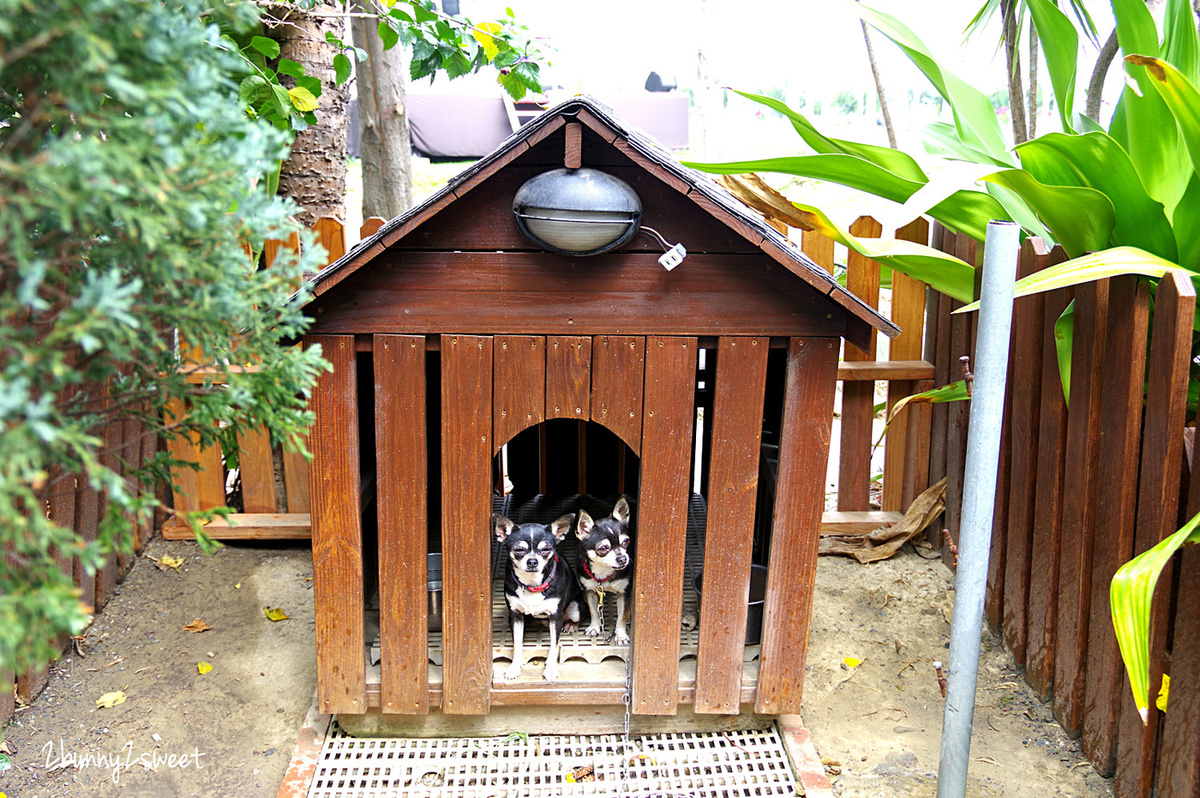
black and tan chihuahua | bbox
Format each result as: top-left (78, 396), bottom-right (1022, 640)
top-left (575, 497), bottom-right (634, 646)
top-left (493, 512), bottom-right (581, 681)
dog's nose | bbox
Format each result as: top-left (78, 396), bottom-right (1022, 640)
top-left (524, 557), bottom-right (540, 570)
top-left (616, 555), bottom-right (629, 567)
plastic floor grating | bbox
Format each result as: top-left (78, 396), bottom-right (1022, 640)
top-left (306, 723), bottom-right (798, 798)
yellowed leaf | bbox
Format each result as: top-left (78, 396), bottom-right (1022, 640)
top-left (1157, 673), bottom-right (1170, 713)
top-left (287, 86), bottom-right (319, 113)
top-left (843, 656), bottom-right (862, 668)
top-left (234, 582), bottom-right (241, 589)
top-left (197, 661), bottom-right (213, 675)
top-left (160, 554), bottom-right (184, 572)
top-left (264, 607), bottom-right (289, 622)
top-left (182, 619), bottom-right (211, 633)
top-left (96, 690), bottom-right (126, 709)
top-left (472, 23), bottom-right (501, 60)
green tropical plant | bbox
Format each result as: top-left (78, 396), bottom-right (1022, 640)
top-left (686, 0), bottom-right (1200, 727)
top-left (0, 0), bottom-right (328, 674)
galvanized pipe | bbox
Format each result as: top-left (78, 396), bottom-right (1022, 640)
top-left (936, 220), bottom-right (1020, 797)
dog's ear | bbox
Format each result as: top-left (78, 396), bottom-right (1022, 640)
top-left (550, 513), bottom-right (575, 542)
top-left (493, 514), bottom-right (515, 543)
top-left (575, 509), bottom-right (594, 540)
top-left (612, 497), bottom-right (631, 525)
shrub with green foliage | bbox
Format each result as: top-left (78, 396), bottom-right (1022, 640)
top-left (0, 0), bottom-right (327, 674)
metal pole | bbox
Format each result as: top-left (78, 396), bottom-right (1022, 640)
top-left (936, 220), bottom-right (1020, 797)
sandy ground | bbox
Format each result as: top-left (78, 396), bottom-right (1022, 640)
top-left (0, 536), bottom-right (1113, 797)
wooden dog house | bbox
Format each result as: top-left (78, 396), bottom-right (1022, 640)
top-left (300, 96), bottom-right (896, 733)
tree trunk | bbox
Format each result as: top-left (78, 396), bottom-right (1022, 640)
top-left (1002, 0), bottom-right (1028, 145)
top-left (1027, 26), bottom-right (1039, 139)
top-left (270, 3), bottom-right (348, 226)
top-left (861, 16), bottom-right (897, 148)
top-left (352, 0), bottom-right (413, 219)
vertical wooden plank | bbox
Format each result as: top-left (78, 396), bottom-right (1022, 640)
top-left (1114, 271), bottom-right (1194, 796)
top-left (925, 224), bottom-right (954, 546)
top-left (695, 337), bottom-right (769, 714)
top-left (307, 334), bottom-right (366, 715)
top-left (884, 219), bottom-right (929, 511)
top-left (944, 232), bottom-right (977, 559)
top-left (756, 337), bottom-right (839, 715)
top-left (800, 230), bottom-right (835, 274)
top-left (592, 335), bottom-right (645, 456)
top-left (1081, 276), bottom-right (1150, 775)
top-left (1158, 545), bottom-right (1200, 796)
top-left (1024, 284), bottom-right (1071, 698)
top-left (236, 427), bottom-right (277, 514)
top-left (837, 218), bottom-right (881, 512)
top-left (632, 336), bottom-right (697, 715)
top-left (546, 336), bottom-right (591, 421)
top-left (312, 216), bottom-right (347, 268)
top-left (493, 336), bottom-right (545, 450)
top-left (360, 217), bottom-right (387, 239)
top-left (564, 122), bottom-right (582, 169)
top-left (441, 334), bottom-right (493, 715)
top-left (282, 444), bottom-right (311, 513)
top-left (1052, 280), bottom-right (1109, 734)
top-left (375, 334), bottom-right (429, 715)
top-left (1002, 240), bottom-right (1049, 664)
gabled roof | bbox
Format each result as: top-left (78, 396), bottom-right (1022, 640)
top-left (309, 95), bottom-right (898, 345)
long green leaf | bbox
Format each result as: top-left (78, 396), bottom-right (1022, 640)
top-left (1025, 0), bottom-right (1078, 132)
top-left (1112, 511), bottom-right (1200, 721)
top-left (1054, 300), bottom-right (1074, 404)
top-left (925, 188), bottom-right (1016, 242)
top-left (957, 246), bottom-right (1190, 312)
top-left (1111, 0), bottom-right (1190, 216)
top-left (729, 90), bottom-right (930, 183)
top-left (982, 170), bottom-right (1115, 257)
top-left (1173, 173), bottom-right (1200, 272)
top-left (683, 154), bottom-right (925, 205)
top-left (1128, 56), bottom-right (1200, 183)
top-left (856, 2), bottom-right (1013, 163)
top-left (1161, 0), bottom-right (1199, 85)
top-left (790, 200), bottom-right (976, 302)
top-left (981, 181), bottom-right (1053, 243)
top-left (1015, 132), bottom-right (1179, 260)
top-left (921, 121), bottom-right (1012, 167)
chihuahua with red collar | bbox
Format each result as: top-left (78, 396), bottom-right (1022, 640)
top-left (493, 512), bottom-right (581, 681)
top-left (575, 497), bottom-right (634, 645)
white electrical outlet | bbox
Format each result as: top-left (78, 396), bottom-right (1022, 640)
top-left (659, 244), bottom-right (686, 271)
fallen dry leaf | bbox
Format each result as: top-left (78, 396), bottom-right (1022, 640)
top-left (96, 690), bottom-right (126, 709)
top-left (844, 656), bottom-right (863, 668)
top-left (197, 661), bottom-right (213, 675)
top-left (263, 607), bottom-right (289, 622)
top-left (159, 555), bottom-right (184, 572)
top-left (182, 619), bottom-right (211, 634)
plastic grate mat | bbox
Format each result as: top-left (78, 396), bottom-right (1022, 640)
top-left (368, 494), bottom-right (761, 670)
top-left (306, 723), bottom-right (798, 798)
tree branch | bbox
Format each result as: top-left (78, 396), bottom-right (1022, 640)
top-left (1086, 27), bottom-right (1120, 123)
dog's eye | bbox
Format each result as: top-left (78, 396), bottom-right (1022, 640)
top-left (537, 543), bottom-right (551, 554)
top-left (596, 543), bottom-right (611, 556)
top-left (512, 543), bottom-right (528, 556)
top-left (620, 537), bottom-right (630, 548)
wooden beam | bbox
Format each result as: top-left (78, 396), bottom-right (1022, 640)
top-left (632, 336), bottom-right (697, 715)
top-left (375, 334), bottom-right (430, 715)
top-left (695, 337), bottom-right (768, 714)
top-left (440, 334), bottom-right (494, 715)
top-left (161, 513), bottom-right (311, 540)
top-left (308, 334), bottom-right (367, 715)
top-left (837, 360), bottom-right (935, 381)
top-left (493, 336), bottom-right (546, 452)
top-left (756, 337), bottom-right (839, 715)
top-left (591, 335), bottom-right (645, 456)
